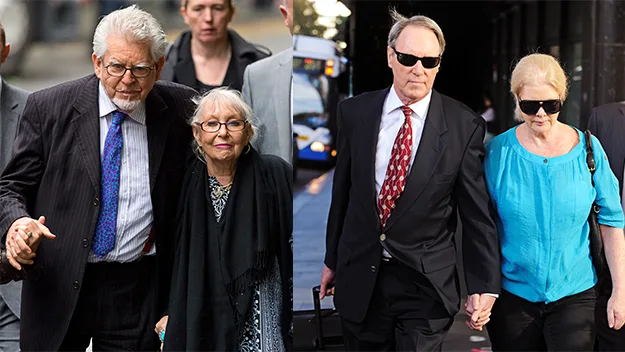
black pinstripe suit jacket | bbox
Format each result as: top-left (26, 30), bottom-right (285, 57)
top-left (0, 74), bottom-right (196, 351)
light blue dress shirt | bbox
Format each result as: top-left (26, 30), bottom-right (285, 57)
top-left (484, 126), bottom-right (624, 303)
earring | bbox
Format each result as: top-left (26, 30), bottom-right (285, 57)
top-left (243, 144), bottom-right (251, 154)
top-left (196, 144), bottom-right (204, 156)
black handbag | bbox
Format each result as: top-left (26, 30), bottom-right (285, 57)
top-left (584, 130), bottom-right (606, 280)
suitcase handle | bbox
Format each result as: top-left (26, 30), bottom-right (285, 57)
top-left (312, 284), bottom-right (335, 350)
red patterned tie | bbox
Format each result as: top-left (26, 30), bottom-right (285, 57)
top-left (377, 105), bottom-right (413, 228)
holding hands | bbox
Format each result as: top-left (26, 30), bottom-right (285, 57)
top-left (5, 216), bottom-right (55, 270)
top-left (464, 293), bottom-right (496, 331)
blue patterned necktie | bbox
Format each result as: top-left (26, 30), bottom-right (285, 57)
top-left (93, 111), bottom-right (127, 257)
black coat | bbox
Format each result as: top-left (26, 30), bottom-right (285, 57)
top-left (0, 75), bottom-right (196, 351)
top-left (587, 102), bottom-right (625, 298)
top-left (325, 88), bottom-right (501, 323)
top-left (160, 29), bottom-right (270, 92)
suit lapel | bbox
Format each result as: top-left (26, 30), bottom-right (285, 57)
top-left (360, 89), bottom-right (389, 221)
top-left (145, 88), bottom-right (169, 193)
top-left (384, 90), bottom-right (448, 232)
top-left (71, 76), bottom-right (101, 193)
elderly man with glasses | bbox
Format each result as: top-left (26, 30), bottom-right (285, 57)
top-left (319, 9), bottom-right (500, 351)
top-left (0, 5), bottom-right (196, 351)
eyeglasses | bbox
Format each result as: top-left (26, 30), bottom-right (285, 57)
top-left (391, 47), bottom-right (441, 69)
top-left (518, 100), bottom-right (562, 115)
top-left (104, 63), bottom-right (154, 78)
top-left (195, 119), bottom-right (247, 133)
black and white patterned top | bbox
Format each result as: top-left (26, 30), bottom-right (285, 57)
top-left (207, 175), bottom-right (285, 352)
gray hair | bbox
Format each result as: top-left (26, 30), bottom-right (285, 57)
top-left (387, 9), bottom-right (446, 56)
top-left (92, 5), bottom-right (168, 62)
top-left (190, 87), bottom-right (259, 161)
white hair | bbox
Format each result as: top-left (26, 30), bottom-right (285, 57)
top-left (387, 8), bottom-right (446, 56)
top-left (190, 87), bottom-right (259, 160)
top-left (92, 5), bottom-right (168, 61)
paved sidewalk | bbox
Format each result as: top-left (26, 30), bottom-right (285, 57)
top-left (293, 170), bottom-right (335, 311)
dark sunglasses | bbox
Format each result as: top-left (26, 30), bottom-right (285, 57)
top-left (518, 100), bottom-right (562, 115)
top-left (391, 47), bottom-right (441, 69)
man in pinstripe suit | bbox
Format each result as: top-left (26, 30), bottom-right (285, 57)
top-left (0, 6), bottom-right (196, 351)
top-left (0, 22), bottom-right (29, 352)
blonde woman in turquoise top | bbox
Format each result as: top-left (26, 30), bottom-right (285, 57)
top-left (482, 53), bottom-right (625, 351)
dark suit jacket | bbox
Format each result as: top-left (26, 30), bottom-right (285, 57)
top-left (0, 80), bottom-right (29, 320)
top-left (587, 102), bottom-right (625, 298)
top-left (588, 102), bottom-right (625, 195)
top-left (325, 88), bottom-right (500, 323)
top-left (0, 74), bottom-right (196, 351)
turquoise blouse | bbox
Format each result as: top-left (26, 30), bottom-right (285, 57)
top-left (484, 126), bottom-right (624, 303)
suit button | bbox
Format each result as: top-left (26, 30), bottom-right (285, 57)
top-left (82, 239), bottom-right (89, 248)
top-left (73, 281), bottom-right (80, 290)
top-left (93, 198), bottom-right (100, 206)
top-left (371, 265), bottom-right (376, 273)
top-left (380, 234), bottom-right (386, 241)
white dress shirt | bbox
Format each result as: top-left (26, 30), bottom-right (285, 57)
top-left (88, 83), bottom-right (155, 262)
top-left (375, 86), bottom-right (431, 196)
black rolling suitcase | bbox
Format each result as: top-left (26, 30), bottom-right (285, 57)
top-left (293, 285), bottom-right (344, 350)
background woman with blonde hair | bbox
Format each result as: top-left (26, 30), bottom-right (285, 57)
top-left (481, 53), bottom-right (625, 350)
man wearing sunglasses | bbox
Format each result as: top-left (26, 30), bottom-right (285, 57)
top-left (588, 102), bottom-right (625, 351)
top-left (320, 9), bottom-right (500, 351)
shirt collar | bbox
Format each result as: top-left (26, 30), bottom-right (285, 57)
top-left (383, 85), bottom-right (432, 120)
top-left (98, 82), bottom-right (146, 125)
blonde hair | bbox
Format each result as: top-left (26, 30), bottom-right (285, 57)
top-left (510, 53), bottom-right (568, 121)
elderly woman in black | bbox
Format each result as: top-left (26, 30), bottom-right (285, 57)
top-left (156, 88), bottom-right (292, 351)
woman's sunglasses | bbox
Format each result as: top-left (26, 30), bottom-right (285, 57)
top-left (518, 100), bottom-right (562, 115)
top-left (391, 47), bottom-right (441, 69)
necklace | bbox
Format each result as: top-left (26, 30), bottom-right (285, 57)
top-left (213, 181), bottom-right (233, 199)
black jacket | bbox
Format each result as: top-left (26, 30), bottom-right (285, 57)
top-left (325, 88), bottom-right (501, 323)
top-left (161, 29), bottom-right (270, 92)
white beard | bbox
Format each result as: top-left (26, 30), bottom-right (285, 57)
top-left (112, 97), bottom-right (141, 112)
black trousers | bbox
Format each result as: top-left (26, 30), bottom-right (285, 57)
top-left (487, 288), bottom-right (596, 351)
top-left (59, 256), bottom-right (159, 351)
top-left (341, 258), bottom-right (453, 351)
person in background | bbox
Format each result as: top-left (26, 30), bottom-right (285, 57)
top-left (480, 91), bottom-right (497, 142)
top-left (156, 88), bottom-right (292, 351)
top-left (0, 21), bottom-right (29, 352)
top-left (242, 0), bottom-right (292, 163)
top-left (161, 0), bottom-right (270, 93)
top-left (320, 9), bottom-right (500, 351)
top-left (97, 0), bottom-right (128, 18)
top-left (0, 6), bottom-right (196, 350)
top-left (484, 53), bottom-right (625, 350)
top-left (588, 100), bottom-right (625, 350)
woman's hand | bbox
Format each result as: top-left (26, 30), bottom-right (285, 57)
top-left (601, 225), bottom-right (625, 330)
top-left (155, 315), bottom-right (168, 351)
top-left (607, 292), bottom-right (625, 330)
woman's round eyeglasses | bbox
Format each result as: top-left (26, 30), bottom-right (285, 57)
top-left (195, 120), bottom-right (248, 133)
